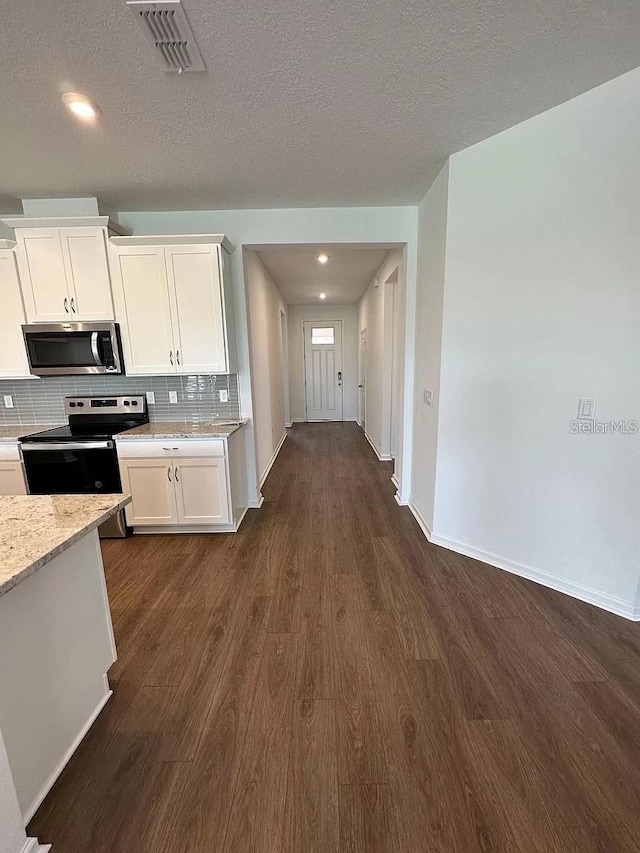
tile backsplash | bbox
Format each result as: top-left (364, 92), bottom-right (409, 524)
top-left (0, 374), bottom-right (240, 427)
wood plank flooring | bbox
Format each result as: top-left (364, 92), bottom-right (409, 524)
top-left (28, 422), bottom-right (640, 852)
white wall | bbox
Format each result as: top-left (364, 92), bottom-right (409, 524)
top-left (411, 162), bottom-right (449, 532)
top-left (118, 206), bottom-right (418, 503)
top-left (243, 249), bottom-right (287, 485)
top-left (358, 248), bottom-right (405, 460)
top-left (426, 66), bottom-right (640, 617)
top-left (288, 304), bottom-right (359, 422)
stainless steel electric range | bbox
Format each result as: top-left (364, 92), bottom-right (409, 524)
top-left (19, 395), bottom-right (149, 537)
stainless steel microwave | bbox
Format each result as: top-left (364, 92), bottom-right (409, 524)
top-left (22, 322), bottom-right (124, 376)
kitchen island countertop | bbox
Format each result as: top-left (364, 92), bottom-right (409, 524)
top-left (0, 493), bottom-right (130, 597)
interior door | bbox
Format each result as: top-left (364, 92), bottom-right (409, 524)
top-left (359, 329), bottom-right (367, 429)
top-left (16, 229), bottom-right (70, 322)
top-left (60, 227), bottom-right (114, 320)
top-left (120, 458), bottom-right (178, 526)
top-left (110, 245), bottom-right (175, 375)
top-left (165, 244), bottom-right (227, 374)
top-left (174, 457), bottom-right (230, 524)
top-left (304, 321), bottom-right (343, 421)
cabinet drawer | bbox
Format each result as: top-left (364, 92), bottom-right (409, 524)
top-left (0, 443), bottom-right (21, 462)
top-left (116, 438), bottom-right (225, 459)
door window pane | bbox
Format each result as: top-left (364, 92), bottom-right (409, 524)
top-left (311, 327), bottom-right (335, 345)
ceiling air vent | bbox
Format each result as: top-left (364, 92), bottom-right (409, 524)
top-left (127, 0), bottom-right (205, 72)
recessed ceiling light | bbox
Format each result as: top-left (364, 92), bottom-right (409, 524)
top-left (316, 253), bottom-right (329, 264)
top-left (62, 92), bottom-right (100, 122)
top-left (319, 293), bottom-right (327, 300)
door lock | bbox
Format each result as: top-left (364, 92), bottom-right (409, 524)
top-left (338, 370), bottom-right (342, 386)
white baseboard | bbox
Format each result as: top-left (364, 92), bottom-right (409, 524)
top-left (22, 687), bottom-right (112, 825)
top-left (431, 532), bottom-right (640, 621)
top-left (363, 430), bottom-right (393, 462)
top-left (407, 501), bottom-right (433, 540)
top-left (259, 431), bottom-right (287, 488)
top-left (419, 524), bottom-right (636, 620)
top-left (286, 421), bottom-right (293, 428)
top-left (406, 503), bottom-right (638, 621)
top-left (21, 840), bottom-right (51, 853)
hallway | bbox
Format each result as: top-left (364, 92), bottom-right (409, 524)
top-left (29, 423), bottom-right (640, 851)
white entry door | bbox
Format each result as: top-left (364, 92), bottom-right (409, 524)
top-left (304, 321), bottom-right (343, 421)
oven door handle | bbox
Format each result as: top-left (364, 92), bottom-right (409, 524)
top-left (21, 441), bottom-right (114, 451)
top-left (91, 332), bottom-right (103, 368)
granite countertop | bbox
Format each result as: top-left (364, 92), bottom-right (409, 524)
top-left (0, 494), bottom-right (131, 598)
top-left (0, 425), bottom-right (62, 443)
top-left (117, 419), bottom-right (249, 440)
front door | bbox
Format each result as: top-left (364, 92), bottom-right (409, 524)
top-left (304, 321), bottom-right (343, 421)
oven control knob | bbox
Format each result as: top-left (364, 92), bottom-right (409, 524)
top-left (123, 400), bottom-right (130, 406)
top-left (69, 402), bottom-right (76, 407)
top-left (77, 402), bottom-right (84, 407)
top-left (95, 481), bottom-right (103, 489)
top-left (131, 400), bottom-right (138, 406)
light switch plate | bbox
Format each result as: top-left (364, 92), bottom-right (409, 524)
top-left (3, 395), bottom-right (13, 409)
top-left (423, 389), bottom-right (433, 406)
top-left (219, 389), bottom-right (229, 403)
top-left (146, 391), bottom-right (156, 405)
top-left (169, 390), bottom-right (178, 404)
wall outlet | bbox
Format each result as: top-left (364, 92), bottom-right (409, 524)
top-left (3, 395), bottom-right (13, 409)
top-left (146, 391), bottom-right (156, 405)
top-left (219, 389), bottom-right (229, 403)
top-left (423, 389), bottom-right (433, 407)
top-left (169, 390), bottom-right (178, 404)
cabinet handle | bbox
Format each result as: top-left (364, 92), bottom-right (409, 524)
top-left (169, 350), bottom-right (173, 366)
top-left (64, 297), bottom-right (69, 313)
top-left (162, 447), bottom-right (179, 451)
top-left (70, 297), bottom-right (76, 313)
top-left (167, 467), bottom-right (172, 482)
top-left (176, 350), bottom-right (181, 365)
top-left (174, 467), bottom-right (179, 482)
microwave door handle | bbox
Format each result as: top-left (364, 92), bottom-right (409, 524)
top-left (91, 332), bottom-right (103, 367)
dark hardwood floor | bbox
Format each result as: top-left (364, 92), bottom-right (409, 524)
top-left (28, 422), bottom-right (640, 852)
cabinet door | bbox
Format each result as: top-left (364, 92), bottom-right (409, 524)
top-left (0, 462), bottom-right (27, 495)
top-left (174, 457), bottom-right (230, 525)
top-left (119, 458), bottom-right (178, 525)
top-left (60, 228), bottom-right (114, 320)
top-left (165, 245), bottom-right (227, 374)
top-left (0, 250), bottom-right (31, 378)
top-left (110, 245), bottom-right (176, 375)
top-left (15, 229), bottom-right (70, 321)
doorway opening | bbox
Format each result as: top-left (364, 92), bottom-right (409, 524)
top-left (303, 320), bottom-right (344, 421)
top-left (358, 328), bottom-right (367, 431)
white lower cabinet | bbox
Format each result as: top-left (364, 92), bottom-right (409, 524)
top-left (119, 458), bottom-right (178, 526)
top-left (0, 446), bottom-right (27, 495)
top-left (116, 433), bottom-right (247, 532)
top-left (174, 458), bottom-right (229, 525)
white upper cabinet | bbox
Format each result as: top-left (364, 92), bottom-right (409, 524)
top-left (6, 218), bottom-right (119, 323)
top-left (109, 235), bottom-right (236, 376)
top-left (60, 227), bottom-right (114, 320)
top-left (109, 245), bottom-right (175, 375)
top-left (0, 244), bottom-right (31, 378)
top-left (165, 244), bottom-right (226, 374)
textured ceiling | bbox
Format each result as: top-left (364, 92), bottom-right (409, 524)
top-left (1, 1), bottom-right (640, 210)
top-left (255, 245), bottom-right (390, 304)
